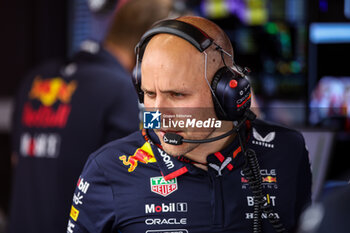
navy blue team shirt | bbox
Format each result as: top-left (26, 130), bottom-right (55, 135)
top-left (9, 41), bottom-right (139, 233)
top-left (67, 119), bottom-right (312, 233)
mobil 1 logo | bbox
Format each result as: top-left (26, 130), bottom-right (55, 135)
top-left (145, 202), bottom-right (188, 214)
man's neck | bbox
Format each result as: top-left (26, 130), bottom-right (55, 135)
top-left (103, 42), bottom-right (134, 72)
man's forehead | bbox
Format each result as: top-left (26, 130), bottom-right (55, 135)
top-left (141, 34), bottom-right (205, 79)
top-left (143, 33), bottom-right (202, 58)
top-left (141, 35), bottom-right (206, 87)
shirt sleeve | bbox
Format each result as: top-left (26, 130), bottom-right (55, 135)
top-left (67, 156), bottom-right (115, 233)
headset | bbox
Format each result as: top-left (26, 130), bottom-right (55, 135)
top-left (133, 19), bottom-right (252, 122)
top-left (133, 19), bottom-right (287, 233)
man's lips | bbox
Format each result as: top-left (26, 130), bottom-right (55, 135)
top-left (158, 129), bottom-right (183, 138)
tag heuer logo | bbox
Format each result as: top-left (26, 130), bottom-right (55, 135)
top-left (150, 176), bottom-right (177, 197)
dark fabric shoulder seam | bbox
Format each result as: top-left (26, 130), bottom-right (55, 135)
top-left (91, 157), bottom-right (118, 223)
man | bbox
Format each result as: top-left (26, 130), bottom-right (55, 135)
top-left (9, 0), bottom-right (173, 232)
top-left (68, 16), bottom-right (311, 233)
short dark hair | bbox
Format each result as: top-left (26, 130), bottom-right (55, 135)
top-left (104, 0), bottom-right (173, 52)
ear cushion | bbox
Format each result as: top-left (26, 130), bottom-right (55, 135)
top-left (211, 67), bottom-right (229, 120)
top-left (132, 62), bottom-right (144, 103)
top-left (211, 67), bottom-right (251, 121)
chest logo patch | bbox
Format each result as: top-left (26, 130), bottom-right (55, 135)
top-left (150, 176), bottom-right (177, 197)
top-left (119, 142), bottom-right (156, 172)
top-left (252, 128), bottom-right (275, 148)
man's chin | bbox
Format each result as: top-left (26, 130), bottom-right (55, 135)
top-left (160, 143), bottom-right (189, 157)
top-left (154, 130), bottom-right (191, 156)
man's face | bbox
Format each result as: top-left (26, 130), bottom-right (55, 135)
top-left (141, 34), bottom-right (217, 156)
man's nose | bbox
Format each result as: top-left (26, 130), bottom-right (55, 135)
top-left (154, 95), bottom-right (167, 109)
top-left (154, 95), bottom-right (176, 116)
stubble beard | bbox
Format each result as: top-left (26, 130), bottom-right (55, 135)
top-left (155, 128), bottom-right (216, 157)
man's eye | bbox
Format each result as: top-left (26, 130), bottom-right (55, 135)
top-left (145, 91), bottom-right (156, 98)
top-left (172, 92), bottom-right (184, 97)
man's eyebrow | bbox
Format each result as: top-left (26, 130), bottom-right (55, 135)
top-left (141, 87), bottom-right (153, 93)
top-left (142, 87), bottom-right (188, 94)
top-left (159, 88), bottom-right (190, 94)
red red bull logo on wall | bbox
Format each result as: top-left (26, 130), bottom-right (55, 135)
top-left (22, 76), bottom-right (78, 128)
top-left (119, 142), bottom-right (156, 172)
top-left (22, 103), bottom-right (71, 128)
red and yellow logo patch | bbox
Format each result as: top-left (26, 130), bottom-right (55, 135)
top-left (262, 176), bottom-right (277, 183)
top-left (119, 142), bottom-right (156, 172)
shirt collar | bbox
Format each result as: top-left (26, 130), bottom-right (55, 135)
top-left (206, 137), bottom-right (244, 176)
top-left (143, 124), bottom-right (250, 179)
top-left (143, 129), bottom-right (192, 181)
top-left (206, 121), bottom-right (251, 176)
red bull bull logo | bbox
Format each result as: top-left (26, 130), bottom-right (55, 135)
top-left (241, 176), bottom-right (277, 183)
top-left (262, 176), bottom-right (277, 183)
top-left (119, 142), bottom-right (156, 172)
top-left (29, 76), bottom-right (77, 106)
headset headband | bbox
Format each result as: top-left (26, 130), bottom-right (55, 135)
top-left (135, 19), bottom-right (214, 60)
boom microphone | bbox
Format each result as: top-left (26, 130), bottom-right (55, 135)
top-left (163, 109), bottom-right (256, 145)
top-left (163, 128), bottom-right (236, 145)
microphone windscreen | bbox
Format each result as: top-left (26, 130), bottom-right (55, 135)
top-left (163, 132), bottom-right (183, 145)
